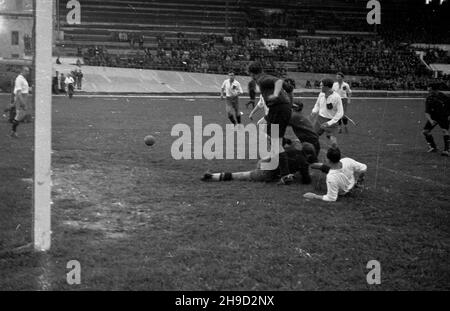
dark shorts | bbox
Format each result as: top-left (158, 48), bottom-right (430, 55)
top-left (315, 115), bottom-right (339, 136)
top-left (303, 138), bottom-right (321, 156)
top-left (249, 168), bottom-right (278, 182)
top-left (424, 119), bottom-right (449, 131)
top-left (265, 104), bottom-right (292, 138)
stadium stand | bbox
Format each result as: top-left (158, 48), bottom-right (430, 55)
top-left (53, 0), bottom-right (450, 91)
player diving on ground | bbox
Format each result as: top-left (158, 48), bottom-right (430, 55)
top-left (201, 140), bottom-right (318, 184)
top-left (304, 147), bottom-right (367, 202)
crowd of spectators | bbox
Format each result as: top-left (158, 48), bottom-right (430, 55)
top-left (82, 30), bottom-right (283, 75)
top-left (423, 48), bottom-right (450, 65)
top-left (352, 75), bottom-right (449, 91)
top-left (80, 28), bottom-right (450, 91)
top-left (287, 37), bottom-right (430, 78)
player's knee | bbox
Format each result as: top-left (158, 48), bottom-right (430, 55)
top-left (423, 129), bottom-right (431, 136)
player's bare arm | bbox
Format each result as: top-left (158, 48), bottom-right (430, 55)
top-left (303, 193), bottom-right (327, 200)
top-left (425, 112), bottom-right (436, 125)
top-left (268, 79), bottom-right (283, 101)
top-left (346, 86), bottom-right (352, 104)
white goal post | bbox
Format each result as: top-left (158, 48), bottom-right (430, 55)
top-left (33, 0), bottom-right (53, 251)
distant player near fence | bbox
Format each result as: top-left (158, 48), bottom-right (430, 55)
top-left (423, 82), bottom-right (450, 157)
top-left (332, 72), bottom-right (352, 133)
top-left (10, 67), bottom-right (30, 138)
top-left (65, 74), bottom-right (75, 99)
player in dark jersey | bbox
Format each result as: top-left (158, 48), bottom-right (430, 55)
top-left (423, 83), bottom-right (450, 157)
top-left (247, 79), bottom-right (256, 109)
top-left (283, 77), bottom-right (296, 105)
top-left (248, 61), bottom-right (293, 185)
top-left (289, 101), bottom-right (321, 156)
top-left (201, 141), bottom-right (317, 184)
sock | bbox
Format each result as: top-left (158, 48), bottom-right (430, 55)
top-left (228, 115), bottom-right (236, 125)
top-left (342, 116), bottom-right (348, 126)
top-left (12, 120), bottom-right (19, 132)
top-left (444, 135), bottom-right (449, 151)
top-left (236, 115), bottom-right (241, 124)
top-left (424, 133), bottom-right (436, 148)
top-left (210, 172), bottom-right (233, 181)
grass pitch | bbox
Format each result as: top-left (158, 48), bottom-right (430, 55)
top-left (0, 94), bottom-right (449, 290)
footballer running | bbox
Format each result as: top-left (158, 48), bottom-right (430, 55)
top-left (221, 71), bottom-right (244, 126)
top-left (332, 72), bottom-right (352, 134)
top-left (311, 78), bottom-right (344, 149)
top-left (423, 82), bottom-right (450, 157)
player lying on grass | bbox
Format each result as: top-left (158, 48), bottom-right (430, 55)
top-left (201, 140), bottom-right (317, 184)
top-left (423, 82), bottom-right (450, 157)
top-left (303, 147), bottom-right (367, 202)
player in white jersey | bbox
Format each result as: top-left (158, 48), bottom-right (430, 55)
top-left (65, 74), bottom-right (75, 98)
top-left (311, 78), bottom-right (344, 148)
top-left (220, 71), bottom-right (244, 125)
top-left (303, 147), bottom-right (367, 202)
top-left (10, 67), bottom-right (30, 138)
top-left (332, 72), bottom-right (352, 133)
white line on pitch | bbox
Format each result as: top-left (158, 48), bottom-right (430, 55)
top-left (38, 95), bottom-right (427, 100)
top-left (380, 167), bottom-right (449, 189)
top-left (187, 74), bottom-right (203, 86)
top-left (176, 72), bottom-right (185, 82)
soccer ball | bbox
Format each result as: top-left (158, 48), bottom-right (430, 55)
top-left (144, 135), bottom-right (155, 146)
